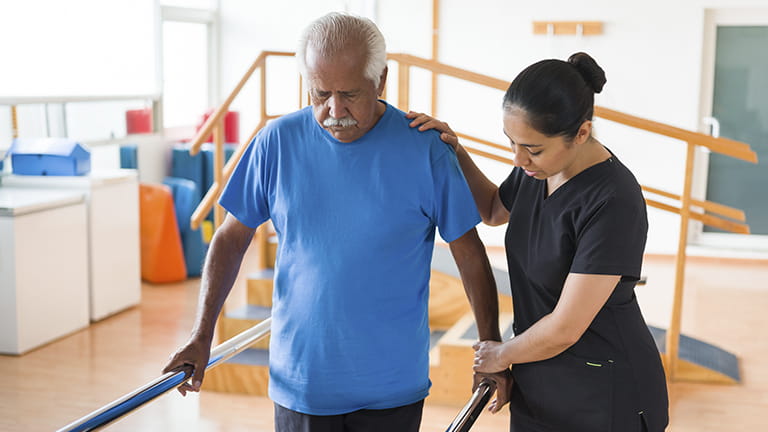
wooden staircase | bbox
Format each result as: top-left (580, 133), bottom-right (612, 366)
top-left (201, 227), bottom-right (514, 405)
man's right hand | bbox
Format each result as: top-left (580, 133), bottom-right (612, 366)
top-left (473, 369), bottom-right (513, 414)
top-left (162, 338), bottom-right (212, 396)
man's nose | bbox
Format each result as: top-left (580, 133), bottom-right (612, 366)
top-left (328, 95), bottom-right (347, 118)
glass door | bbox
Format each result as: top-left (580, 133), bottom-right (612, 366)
top-left (696, 9), bottom-right (768, 249)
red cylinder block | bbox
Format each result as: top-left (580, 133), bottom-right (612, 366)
top-left (196, 109), bottom-right (240, 143)
top-left (126, 108), bottom-right (153, 134)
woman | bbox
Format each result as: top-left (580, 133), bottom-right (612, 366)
top-left (407, 52), bottom-right (668, 431)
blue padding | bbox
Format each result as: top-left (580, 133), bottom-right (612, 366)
top-left (201, 143), bottom-right (236, 220)
top-left (180, 228), bottom-right (206, 277)
top-left (201, 143), bottom-right (237, 194)
top-left (119, 144), bottom-right (138, 169)
top-left (162, 177), bottom-right (198, 231)
top-left (169, 143), bottom-right (237, 221)
top-left (162, 176), bottom-right (208, 277)
top-left (170, 143), bottom-right (206, 202)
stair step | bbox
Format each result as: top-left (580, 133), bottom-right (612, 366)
top-left (203, 348), bottom-right (269, 395)
top-left (246, 268), bottom-right (275, 280)
top-left (227, 304), bottom-right (271, 321)
top-left (427, 312), bottom-right (514, 405)
top-left (460, 321), bottom-right (515, 341)
top-left (228, 347), bottom-right (269, 366)
top-left (430, 329), bottom-right (447, 350)
top-left (221, 305), bottom-right (272, 348)
top-left (246, 269), bottom-right (274, 307)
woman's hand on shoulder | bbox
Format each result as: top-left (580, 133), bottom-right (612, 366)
top-left (406, 111), bottom-right (460, 151)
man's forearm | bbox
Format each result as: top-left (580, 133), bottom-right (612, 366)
top-left (190, 217), bottom-right (255, 342)
top-left (449, 229), bottom-right (501, 342)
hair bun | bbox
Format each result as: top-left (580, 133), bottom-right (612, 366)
top-left (568, 52), bottom-right (606, 94)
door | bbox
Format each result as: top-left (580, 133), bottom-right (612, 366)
top-left (695, 8), bottom-right (768, 249)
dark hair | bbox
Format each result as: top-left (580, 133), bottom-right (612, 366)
top-left (502, 52), bottom-right (606, 140)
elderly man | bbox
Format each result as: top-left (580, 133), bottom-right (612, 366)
top-left (164, 12), bottom-right (509, 432)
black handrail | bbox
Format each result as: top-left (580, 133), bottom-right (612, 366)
top-left (445, 381), bottom-right (494, 432)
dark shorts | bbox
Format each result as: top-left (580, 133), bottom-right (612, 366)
top-left (274, 400), bottom-right (424, 432)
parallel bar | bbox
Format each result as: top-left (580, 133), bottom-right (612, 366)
top-left (57, 318), bottom-right (272, 432)
top-left (445, 381), bottom-right (494, 432)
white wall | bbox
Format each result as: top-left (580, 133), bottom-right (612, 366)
top-left (216, 0), bottom-right (767, 253)
top-left (0, 0), bottom-right (156, 97)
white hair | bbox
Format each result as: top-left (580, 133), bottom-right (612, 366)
top-left (296, 12), bottom-right (387, 88)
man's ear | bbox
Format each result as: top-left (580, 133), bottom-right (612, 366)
top-left (377, 66), bottom-right (388, 96)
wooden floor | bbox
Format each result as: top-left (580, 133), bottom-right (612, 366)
top-left (1, 247), bottom-right (767, 431)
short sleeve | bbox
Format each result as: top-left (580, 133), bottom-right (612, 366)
top-left (498, 168), bottom-right (522, 211)
top-left (219, 133), bottom-right (272, 229)
top-left (431, 148), bottom-right (481, 243)
top-left (570, 195), bottom-right (647, 279)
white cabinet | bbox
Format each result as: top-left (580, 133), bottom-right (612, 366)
top-left (2, 170), bottom-right (141, 321)
top-left (0, 188), bottom-right (90, 354)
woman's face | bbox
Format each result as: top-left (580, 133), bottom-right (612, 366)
top-left (502, 109), bottom-right (584, 181)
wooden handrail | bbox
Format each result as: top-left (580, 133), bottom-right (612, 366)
top-left (387, 53), bottom-right (510, 91)
top-left (387, 53), bottom-right (758, 165)
top-left (641, 185), bottom-right (746, 222)
top-left (645, 199), bottom-right (749, 234)
top-left (189, 51), bottom-right (294, 156)
top-left (454, 132), bottom-right (749, 231)
top-left (455, 132), bottom-right (512, 153)
top-left (594, 106), bottom-right (757, 163)
top-left (190, 117), bottom-right (271, 230)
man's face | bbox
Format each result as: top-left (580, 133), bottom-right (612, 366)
top-left (305, 45), bottom-right (386, 143)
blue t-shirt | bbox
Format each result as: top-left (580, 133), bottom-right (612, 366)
top-left (219, 102), bottom-right (480, 415)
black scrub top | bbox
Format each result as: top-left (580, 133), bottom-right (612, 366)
top-left (498, 153), bottom-right (669, 432)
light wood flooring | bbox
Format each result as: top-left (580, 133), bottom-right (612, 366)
top-left (1, 247), bottom-right (767, 431)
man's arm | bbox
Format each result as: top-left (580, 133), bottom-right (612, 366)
top-left (448, 228), bottom-right (500, 342)
top-left (448, 228), bottom-right (512, 413)
top-left (163, 214), bottom-right (256, 395)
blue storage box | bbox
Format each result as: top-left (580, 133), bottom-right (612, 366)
top-left (8, 138), bottom-right (91, 176)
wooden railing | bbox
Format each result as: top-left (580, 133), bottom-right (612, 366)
top-left (188, 51), bottom-right (295, 231)
top-left (189, 51), bottom-right (758, 382)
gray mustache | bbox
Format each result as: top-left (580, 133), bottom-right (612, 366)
top-left (323, 117), bottom-right (358, 127)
